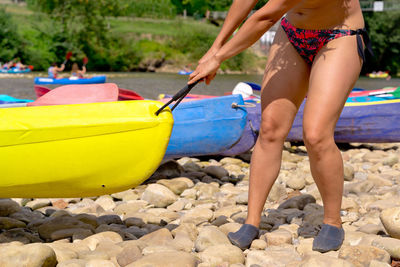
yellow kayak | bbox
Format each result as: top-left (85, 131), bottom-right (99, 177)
top-left (0, 101), bottom-right (173, 198)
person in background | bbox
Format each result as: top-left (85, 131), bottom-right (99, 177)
top-left (48, 62), bottom-right (65, 78)
top-left (70, 62), bottom-right (86, 78)
top-left (188, 0), bottom-right (372, 253)
top-left (14, 59), bottom-right (27, 70)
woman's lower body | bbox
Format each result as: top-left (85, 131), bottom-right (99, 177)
top-left (228, 19), bottom-right (364, 252)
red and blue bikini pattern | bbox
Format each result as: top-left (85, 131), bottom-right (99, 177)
top-left (280, 17), bottom-right (373, 65)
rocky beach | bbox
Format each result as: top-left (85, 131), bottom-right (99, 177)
top-left (1, 142), bottom-right (400, 267)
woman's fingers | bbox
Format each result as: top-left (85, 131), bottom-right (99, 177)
top-left (205, 73), bottom-right (216, 85)
top-left (188, 72), bottom-right (204, 84)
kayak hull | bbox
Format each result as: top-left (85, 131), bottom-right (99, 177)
top-left (0, 101), bottom-right (173, 198)
top-left (287, 99), bottom-right (400, 143)
top-left (0, 68), bottom-right (31, 74)
top-left (34, 75), bottom-right (106, 85)
top-left (165, 94), bottom-right (247, 158)
top-left (221, 101), bottom-right (260, 156)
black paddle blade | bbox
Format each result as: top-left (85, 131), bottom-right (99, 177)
top-left (155, 80), bottom-right (200, 116)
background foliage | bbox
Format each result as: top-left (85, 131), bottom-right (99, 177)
top-left (0, 0), bottom-right (398, 75)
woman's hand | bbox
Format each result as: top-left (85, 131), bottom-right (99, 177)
top-left (188, 56), bottom-right (221, 85)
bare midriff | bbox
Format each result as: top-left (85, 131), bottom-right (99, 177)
top-left (286, 0), bottom-right (364, 30)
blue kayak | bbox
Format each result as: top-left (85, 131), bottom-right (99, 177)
top-left (34, 75), bottom-right (106, 85)
top-left (221, 100), bottom-right (261, 156)
top-left (178, 70), bottom-right (193, 75)
top-left (165, 94), bottom-right (247, 158)
top-left (0, 68), bottom-right (31, 74)
top-left (0, 95), bottom-right (33, 104)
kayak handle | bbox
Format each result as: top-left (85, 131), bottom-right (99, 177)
top-left (155, 80), bottom-right (200, 116)
top-left (231, 102), bottom-right (256, 108)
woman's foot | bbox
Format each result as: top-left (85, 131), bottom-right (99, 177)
top-left (227, 224), bottom-right (259, 250)
top-left (312, 224), bottom-right (345, 253)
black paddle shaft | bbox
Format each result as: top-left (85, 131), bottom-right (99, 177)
top-left (155, 80), bottom-right (200, 116)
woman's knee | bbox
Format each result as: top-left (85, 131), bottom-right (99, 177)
top-left (258, 113), bottom-right (290, 143)
top-left (303, 126), bottom-right (334, 150)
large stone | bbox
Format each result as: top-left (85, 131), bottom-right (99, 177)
top-left (0, 199), bottom-right (21, 216)
top-left (0, 228), bottom-right (42, 244)
top-left (0, 243), bottom-right (57, 267)
top-left (126, 251), bottom-right (198, 267)
top-left (152, 160), bottom-right (184, 179)
top-left (181, 207), bottom-right (214, 224)
top-left (81, 231), bottom-right (123, 251)
top-left (203, 165), bottom-right (229, 179)
top-left (57, 259), bottom-right (86, 267)
top-left (245, 247), bottom-right (302, 267)
top-left (265, 229), bottom-right (293, 246)
top-left (200, 244), bottom-right (245, 266)
top-left (116, 243), bottom-right (142, 267)
top-left (38, 216), bottom-right (94, 240)
top-left (286, 176), bottom-right (306, 190)
top-left (296, 254), bottom-right (354, 267)
top-left (85, 259), bottom-right (116, 267)
top-left (372, 236), bottom-right (400, 259)
top-left (157, 178), bottom-right (190, 195)
top-left (278, 194), bottom-right (316, 210)
top-left (338, 245), bottom-right (391, 266)
top-left (139, 228), bottom-right (173, 247)
top-left (0, 217), bottom-right (26, 230)
top-left (171, 231), bottom-right (194, 252)
top-left (9, 208), bottom-right (45, 223)
top-left (114, 200), bottom-right (148, 217)
top-left (268, 182), bottom-right (287, 202)
top-left (195, 226), bottom-right (230, 252)
top-left (345, 181), bottom-right (375, 196)
top-left (94, 195), bottom-right (116, 211)
top-left (141, 184), bottom-right (178, 208)
top-left (343, 163), bottom-right (355, 181)
top-left (380, 207), bottom-right (400, 239)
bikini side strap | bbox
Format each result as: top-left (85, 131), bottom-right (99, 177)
top-left (353, 29), bottom-right (374, 63)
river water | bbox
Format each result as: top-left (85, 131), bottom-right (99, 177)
top-left (0, 72), bottom-right (399, 100)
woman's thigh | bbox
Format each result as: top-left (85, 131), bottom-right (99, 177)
top-left (259, 26), bottom-right (310, 136)
top-left (303, 35), bottom-right (362, 136)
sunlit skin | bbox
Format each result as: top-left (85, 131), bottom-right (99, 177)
top-left (188, 0), bottom-right (365, 229)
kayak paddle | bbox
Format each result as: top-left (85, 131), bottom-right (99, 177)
top-left (63, 51), bottom-right (73, 65)
top-left (83, 57), bottom-right (89, 66)
top-left (155, 80), bottom-right (200, 115)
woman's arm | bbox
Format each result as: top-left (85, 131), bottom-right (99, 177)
top-left (189, 0), bottom-right (302, 84)
top-left (56, 64), bottom-right (65, 72)
top-left (199, 0), bottom-right (259, 64)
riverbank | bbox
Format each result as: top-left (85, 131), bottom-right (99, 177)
top-left (0, 2), bottom-right (267, 73)
top-left (1, 142), bottom-right (400, 266)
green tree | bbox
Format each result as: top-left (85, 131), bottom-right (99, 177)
top-left (364, 10), bottom-right (400, 74)
top-left (25, 0), bottom-right (142, 71)
top-left (0, 8), bottom-right (25, 62)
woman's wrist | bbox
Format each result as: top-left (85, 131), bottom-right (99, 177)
top-left (213, 52), bottom-right (224, 65)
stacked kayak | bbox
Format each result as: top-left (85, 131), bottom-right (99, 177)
top-left (0, 100), bottom-right (173, 197)
top-left (34, 75), bottom-right (106, 85)
top-left (165, 94), bottom-right (247, 158)
top-left (0, 68), bottom-right (31, 74)
top-left (287, 97), bottom-right (400, 143)
top-left (34, 85), bottom-right (144, 101)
